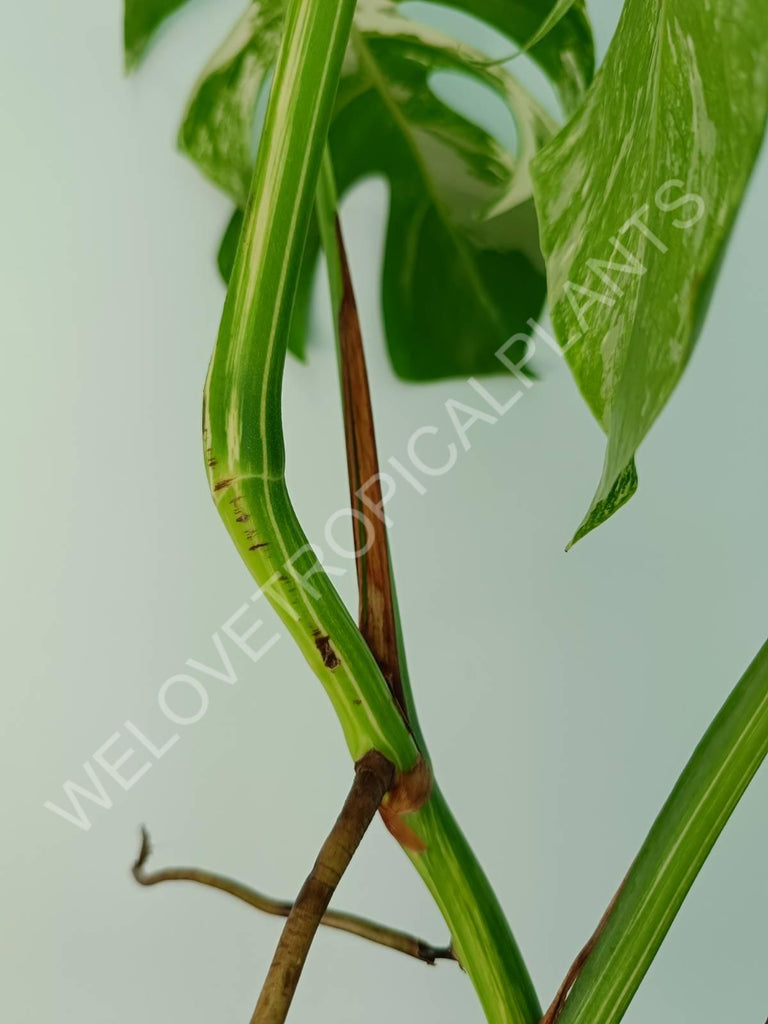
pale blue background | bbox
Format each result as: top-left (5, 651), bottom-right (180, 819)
top-left (2, 2), bottom-right (766, 1022)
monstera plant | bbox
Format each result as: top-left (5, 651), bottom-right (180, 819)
top-left (125, 1), bottom-right (768, 1022)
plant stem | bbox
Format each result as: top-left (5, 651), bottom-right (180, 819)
top-left (556, 637), bottom-right (768, 1024)
top-left (132, 826), bottom-right (455, 965)
top-left (205, 0), bottom-right (540, 1016)
top-left (204, 0), bottom-right (416, 769)
top-left (539, 876), bottom-right (627, 1024)
top-left (333, 211), bottom-right (408, 719)
top-left (315, 153), bottom-right (541, 1024)
top-left (250, 750), bottom-right (394, 1024)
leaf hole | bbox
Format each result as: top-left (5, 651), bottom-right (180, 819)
top-left (400, 1), bottom-right (562, 120)
top-left (427, 70), bottom-right (520, 158)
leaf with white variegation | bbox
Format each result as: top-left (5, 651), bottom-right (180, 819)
top-left (125, 0), bottom-right (594, 110)
top-left (179, 1), bottom-right (283, 207)
top-left (206, 0), bottom-right (557, 378)
top-left (411, 0), bottom-right (594, 115)
top-left (521, 0), bottom-right (580, 60)
top-left (180, 0), bottom-right (593, 208)
top-left (333, 8), bottom-right (557, 379)
top-left (124, 0), bottom-right (197, 70)
top-left (532, 0), bottom-right (768, 546)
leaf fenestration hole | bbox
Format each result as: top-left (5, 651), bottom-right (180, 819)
top-left (427, 69), bottom-right (520, 157)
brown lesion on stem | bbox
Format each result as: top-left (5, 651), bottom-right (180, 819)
top-left (335, 219), bottom-right (409, 724)
top-left (538, 874), bottom-right (628, 1024)
top-left (132, 826), bottom-right (454, 966)
top-left (334, 214), bottom-right (435, 855)
top-left (314, 633), bottom-right (341, 670)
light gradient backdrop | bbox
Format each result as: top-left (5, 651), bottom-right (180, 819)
top-left (2, 2), bottom-right (766, 1021)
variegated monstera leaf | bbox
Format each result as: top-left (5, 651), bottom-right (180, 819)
top-left (134, 0), bottom-right (594, 379)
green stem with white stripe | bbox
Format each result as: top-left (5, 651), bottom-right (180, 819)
top-left (558, 638), bottom-right (768, 1024)
top-left (203, 0), bottom-right (540, 1020)
top-left (203, 0), bottom-right (414, 768)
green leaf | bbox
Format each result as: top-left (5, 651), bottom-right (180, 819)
top-left (201, 0), bottom-right (556, 380)
top-left (124, 0), bottom-right (196, 71)
top-left (125, 0), bottom-right (595, 110)
top-left (340, 13), bottom-right (555, 380)
top-left (179, 1), bottom-right (283, 207)
top-left (531, 0), bottom-right (768, 546)
top-left (558, 637), bottom-right (768, 1024)
top-left (176, 0), bottom-right (594, 202)
top-left (521, 0), bottom-right (579, 56)
top-left (413, 0), bottom-right (594, 114)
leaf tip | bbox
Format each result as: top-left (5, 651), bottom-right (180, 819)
top-left (568, 458), bottom-right (639, 548)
